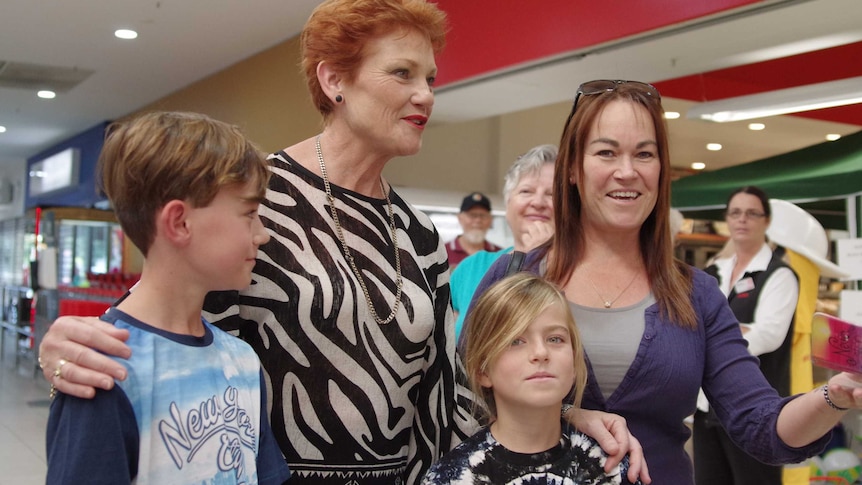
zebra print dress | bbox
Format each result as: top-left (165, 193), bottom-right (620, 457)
top-left (204, 152), bottom-right (468, 484)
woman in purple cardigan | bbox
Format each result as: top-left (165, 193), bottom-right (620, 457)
top-left (466, 79), bottom-right (862, 484)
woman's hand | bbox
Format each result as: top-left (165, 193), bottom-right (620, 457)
top-left (826, 372), bottom-right (862, 409)
top-left (567, 407), bottom-right (651, 484)
top-left (520, 220), bottom-right (553, 252)
top-left (39, 316), bottom-right (131, 398)
top-left (778, 373), bottom-right (862, 448)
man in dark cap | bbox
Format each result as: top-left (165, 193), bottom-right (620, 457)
top-left (446, 192), bottom-right (502, 269)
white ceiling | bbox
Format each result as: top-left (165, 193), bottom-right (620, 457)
top-left (431, 0), bottom-right (862, 172)
top-left (0, 0), bottom-right (321, 162)
top-left (1, 0), bottom-right (860, 173)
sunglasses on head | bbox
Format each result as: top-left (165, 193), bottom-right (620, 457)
top-left (564, 80), bottom-right (661, 127)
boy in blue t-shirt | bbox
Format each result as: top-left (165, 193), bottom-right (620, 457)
top-left (46, 111), bottom-right (290, 484)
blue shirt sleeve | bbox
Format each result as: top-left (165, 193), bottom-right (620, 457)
top-left (255, 371), bottom-right (291, 485)
top-left (458, 252), bottom-right (524, 350)
top-left (46, 386), bottom-right (139, 484)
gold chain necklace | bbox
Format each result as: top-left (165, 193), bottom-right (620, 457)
top-left (315, 134), bottom-right (403, 325)
top-left (586, 271), bottom-right (639, 308)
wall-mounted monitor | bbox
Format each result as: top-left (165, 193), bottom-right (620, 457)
top-left (28, 147), bottom-right (80, 196)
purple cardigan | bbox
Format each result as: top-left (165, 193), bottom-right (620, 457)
top-left (468, 250), bottom-right (829, 485)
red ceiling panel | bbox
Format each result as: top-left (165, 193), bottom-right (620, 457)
top-left (432, 0), bottom-right (861, 127)
top-left (433, 0), bottom-right (760, 87)
top-left (652, 41), bottom-right (862, 125)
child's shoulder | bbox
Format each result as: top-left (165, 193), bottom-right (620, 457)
top-left (443, 425), bottom-right (496, 462)
top-left (563, 423), bottom-right (641, 485)
top-left (422, 426), bottom-right (494, 484)
top-left (203, 319), bottom-right (256, 353)
top-left (564, 423), bottom-right (606, 453)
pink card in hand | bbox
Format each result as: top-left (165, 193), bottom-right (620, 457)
top-left (811, 312), bottom-right (862, 373)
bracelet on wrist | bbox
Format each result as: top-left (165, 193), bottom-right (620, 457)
top-left (822, 384), bottom-right (849, 412)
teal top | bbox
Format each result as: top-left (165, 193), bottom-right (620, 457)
top-left (450, 246), bottom-right (512, 340)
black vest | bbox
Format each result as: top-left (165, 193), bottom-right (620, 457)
top-left (705, 246), bottom-right (797, 397)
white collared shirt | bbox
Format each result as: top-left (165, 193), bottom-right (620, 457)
top-left (711, 243), bottom-right (799, 357)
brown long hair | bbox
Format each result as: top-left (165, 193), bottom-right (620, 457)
top-left (543, 83), bottom-right (696, 328)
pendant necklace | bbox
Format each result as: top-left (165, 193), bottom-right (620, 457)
top-left (586, 271), bottom-right (639, 308)
top-left (315, 134), bottom-right (403, 325)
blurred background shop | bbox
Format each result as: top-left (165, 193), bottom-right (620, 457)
top-left (1, 0), bottom-right (862, 483)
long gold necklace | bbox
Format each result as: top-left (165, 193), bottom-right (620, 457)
top-left (586, 272), bottom-right (639, 308)
top-left (315, 134), bottom-right (403, 325)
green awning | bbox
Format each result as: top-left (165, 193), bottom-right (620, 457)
top-left (671, 129), bottom-right (862, 230)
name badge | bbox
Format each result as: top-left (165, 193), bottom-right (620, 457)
top-left (734, 277), bottom-right (755, 294)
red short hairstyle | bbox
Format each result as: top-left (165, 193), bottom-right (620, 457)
top-left (301, 0), bottom-right (447, 118)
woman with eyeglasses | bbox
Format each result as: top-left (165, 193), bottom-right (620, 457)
top-left (692, 186), bottom-right (798, 485)
top-left (469, 79), bottom-right (862, 484)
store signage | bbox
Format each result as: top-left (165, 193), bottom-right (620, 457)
top-left (28, 147), bottom-right (80, 196)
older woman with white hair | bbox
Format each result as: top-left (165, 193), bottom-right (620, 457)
top-left (450, 144), bottom-right (556, 340)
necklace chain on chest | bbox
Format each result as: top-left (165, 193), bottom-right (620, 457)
top-left (586, 271), bottom-right (638, 309)
top-left (315, 134), bottom-right (403, 325)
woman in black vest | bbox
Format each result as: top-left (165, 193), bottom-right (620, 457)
top-left (693, 186), bottom-right (799, 485)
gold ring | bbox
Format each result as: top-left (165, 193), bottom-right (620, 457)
top-left (53, 358), bottom-right (68, 380)
top-left (49, 384), bottom-right (57, 400)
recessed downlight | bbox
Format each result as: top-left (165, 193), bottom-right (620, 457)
top-left (826, 133), bottom-right (841, 141)
top-left (748, 123), bottom-right (765, 131)
top-left (0, 126), bottom-right (6, 133)
top-left (115, 29), bottom-right (138, 40)
top-left (664, 111), bottom-right (680, 120)
top-left (37, 90), bottom-right (56, 99)
top-left (706, 143), bottom-right (722, 151)
top-left (691, 162), bottom-right (706, 170)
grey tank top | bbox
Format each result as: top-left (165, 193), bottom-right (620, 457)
top-left (568, 294), bottom-right (655, 400)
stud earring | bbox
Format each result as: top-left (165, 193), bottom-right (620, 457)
top-left (335, 94), bottom-right (343, 103)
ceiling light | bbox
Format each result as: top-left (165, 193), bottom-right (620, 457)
top-left (664, 111), bottom-right (680, 120)
top-left (687, 76), bottom-right (862, 123)
top-left (706, 143), bottom-right (722, 151)
top-left (115, 29), bottom-right (138, 40)
top-left (0, 126), bottom-right (6, 133)
top-left (691, 162), bottom-right (706, 170)
top-left (748, 123), bottom-right (765, 131)
top-left (37, 90), bottom-right (56, 99)
top-left (826, 134), bottom-right (841, 141)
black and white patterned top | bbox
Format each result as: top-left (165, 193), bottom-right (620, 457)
top-left (423, 421), bottom-right (639, 485)
top-left (204, 152), bottom-right (474, 484)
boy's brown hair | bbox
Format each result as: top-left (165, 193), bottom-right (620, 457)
top-left (97, 111), bottom-right (270, 255)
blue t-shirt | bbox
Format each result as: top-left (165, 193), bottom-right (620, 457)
top-left (46, 307), bottom-right (290, 484)
top-left (450, 247), bottom-right (511, 339)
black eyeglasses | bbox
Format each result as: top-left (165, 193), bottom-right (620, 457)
top-left (564, 80), bottom-right (661, 127)
top-left (726, 209), bottom-right (767, 220)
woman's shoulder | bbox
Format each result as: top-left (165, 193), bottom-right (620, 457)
top-left (265, 150), bottom-right (319, 192)
top-left (386, 187), bottom-right (434, 221)
top-left (456, 249), bottom-right (508, 276)
top-left (688, 265), bottom-right (722, 291)
top-left (490, 248), bottom-right (543, 274)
